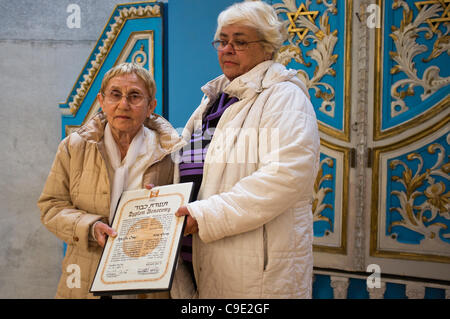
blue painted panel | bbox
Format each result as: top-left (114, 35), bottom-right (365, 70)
top-left (347, 278), bottom-right (370, 299)
top-left (313, 153), bottom-right (336, 237)
top-left (312, 274), bottom-right (333, 299)
top-left (381, 0), bottom-right (450, 131)
top-left (425, 287), bottom-right (446, 299)
top-left (167, 0), bottom-right (237, 129)
top-left (386, 133), bottom-right (450, 245)
top-left (384, 282), bottom-right (407, 299)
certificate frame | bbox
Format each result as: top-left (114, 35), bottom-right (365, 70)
top-left (90, 182), bottom-right (193, 296)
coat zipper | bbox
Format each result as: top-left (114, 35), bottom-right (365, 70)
top-left (263, 224), bottom-right (268, 271)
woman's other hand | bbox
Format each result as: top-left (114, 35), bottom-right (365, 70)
top-left (175, 206), bottom-right (199, 236)
top-left (93, 222), bottom-right (117, 247)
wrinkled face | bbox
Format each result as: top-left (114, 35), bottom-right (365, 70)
top-left (98, 73), bottom-right (156, 139)
top-left (217, 24), bottom-right (271, 81)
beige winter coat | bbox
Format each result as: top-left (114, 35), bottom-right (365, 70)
top-left (38, 112), bottom-right (184, 298)
top-left (173, 61), bottom-right (320, 298)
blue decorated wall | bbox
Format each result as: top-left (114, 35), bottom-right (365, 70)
top-left (0, 0), bottom-right (448, 299)
top-left (166, 0), bottom-right (237, 129)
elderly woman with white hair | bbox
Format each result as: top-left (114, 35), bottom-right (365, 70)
top-left (38, 62), bottom-right (184, 298)
top-left (172, 1), bottom-right (320, 299)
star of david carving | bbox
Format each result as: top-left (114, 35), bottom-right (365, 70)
top-left (286, 3), bottom-right (319, 41)
top-left (415, 0), bottom-right (450, 33)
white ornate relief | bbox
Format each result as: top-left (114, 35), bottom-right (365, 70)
top-left (273, 0), bottom-right (339, 117)
top-left (354, 0), bottom-right (371, 271)
top-left (312, 142), bottom-right (348, 253)
top-left (389, 0), bottom-right (450, 117)
top-left (131, 44), bottom-right (148, 67)
top-left (313, 157), bottom-right (334, 228)
top-left (406, 283), bottom-right (426, 299)
top-left (330, 276), bottom-right (349, 299)
top-left (388, 138), bottom-right (450, 244)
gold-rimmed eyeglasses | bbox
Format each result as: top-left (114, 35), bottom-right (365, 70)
top-left (101, 90), bottom-right (149, 106)
top-left (211, 39), bottom-right (266, 51)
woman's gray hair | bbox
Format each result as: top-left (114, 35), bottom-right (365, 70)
top-left (100, 62), bottom-right (156, 101)
top-left (214, 0), bottom-right (288, 57)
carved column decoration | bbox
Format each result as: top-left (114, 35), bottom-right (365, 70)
top-left (405, 283), bottom-right (426, 299)
top-left (354, 0), bottom-right (371, 271)
top-left (367, 282), bottom-right (386, 299)
top-left (330, 276), bottom-right (349, 299)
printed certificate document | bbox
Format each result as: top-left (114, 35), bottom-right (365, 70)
top-left (90, 182), bottom-right (193, 296)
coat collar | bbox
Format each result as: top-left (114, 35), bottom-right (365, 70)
top-left (200, 60), bottom-right (305, 101)
top-left (201, 61), bottom-right (273, 101)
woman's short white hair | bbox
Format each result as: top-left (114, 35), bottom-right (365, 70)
top-left (214, 0), bottom-right (287, 57)
top-left (100, 62), bottom-right (156, 101)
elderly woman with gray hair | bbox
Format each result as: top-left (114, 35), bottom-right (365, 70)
top-left (172, 1), bottom-right (320, 299)
top-left (38, 62), bottom-right (184, 298)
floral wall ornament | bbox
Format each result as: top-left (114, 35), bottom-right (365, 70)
top-left (389, 0), bottom-right (450, 118)
top-left (313, 156), bottom-right (335, 235)
top-left (374, 0), bottom-right (449, 139)
top-left (311, 141), bottom-right (349, 254)
top-left (415, 0), bottom-right (450, 33)
top-left (274, 0), bottom-right (338, 116)
top-left (131, 44), bottom-right (148, 67)
top-left (387, 133), bottom-right (450, 246)
top-left (372, 120), bottom-right (450, 263)
top-left (273, 0), bottom-right (349, 140)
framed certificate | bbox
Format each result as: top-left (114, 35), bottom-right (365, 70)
top-left (90, 182), bottom-right (193, 296)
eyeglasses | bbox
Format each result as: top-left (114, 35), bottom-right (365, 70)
top-left (102, 90), bottom-right (149, 106)
top-left (211, 39), bottom-right (265, 51)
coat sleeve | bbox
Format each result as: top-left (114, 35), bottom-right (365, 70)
top-left (37, 137), bottom-right (104, 251)
top-left (188, 84), bottom-right (320, 243)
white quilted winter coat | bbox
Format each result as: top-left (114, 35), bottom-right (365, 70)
top-left (173, 61), bottom-right (320, 298)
